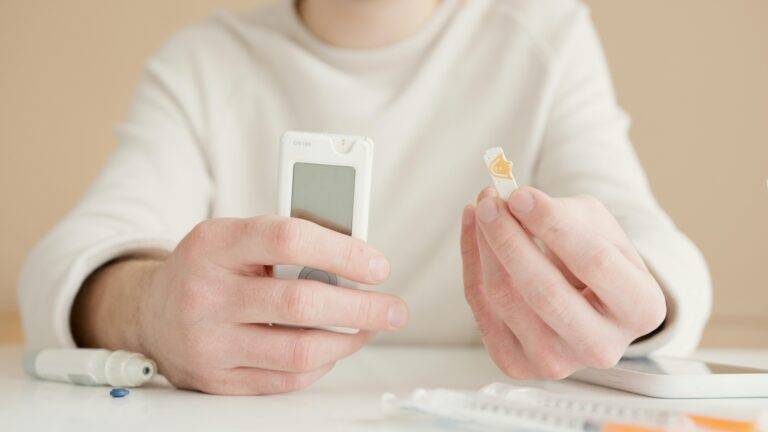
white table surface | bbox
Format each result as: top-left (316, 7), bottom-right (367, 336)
top-left (1, 344), bottom-right (767, 431)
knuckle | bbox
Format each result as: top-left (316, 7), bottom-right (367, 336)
top-left (280, 371), bottom-right (313, 392)
top-left (529, 346), bottom-right (572, 380)
top-left (184, 219), bottom-right (217, 251)
top-left (353, 293), bottom-right (375, 327)
top-left (250, 374), bottom-right (282, 394)
top-left (506, 370), bottom-right (533, 380)
top-left (486, 281), bottom-right (521, 311)
top-left (240, 215), bottom-right (269, 238)
top-left (460, 229), bottom-right (479, 260)
top-left (582, 339), bottom-right (625, 369)
top-left (282, 284), bottom-right (318, 323)
top-left (280, 374), bottom-right (301, 392)
top-left (279, 373), bottom-right (315, 392)
top-left (629, 292), bottom-right (667, 336)
top-left (579, 245), bottom-right (615, 278)
top-left (495, 357), bottom-right (529, 380)
top-left (493, 233), bottom-right (525, 265)
top-left (463, 281), bottom-right (485, 307)
top-left (468, 301), bottom-right (498, 339)
top-left (497, 358), bottom-right (536, 381)
top-left (289, 333), bottom-right (318, 372)
top-left (460, 239), bottom-right (475, 259)
top-left (474, 318), bottom-right (494, 339)
top-left (591, 349), bottom-right (623, 370)
top-left (270, 218), bottom-right (305, 260)
top-left (534, 201), bottom-right (563, 238)
top-left (197, 371), bottom-right (241, 395)
top-left (614, 275), bottom-right (666, 337)
top-left (646, 300), bottom-right (667, 333)
top-left (256, 373), bottom-right (287, 395)
top-left (341, 239), bottom-right (363, 276)
top-left (191, 372), bottom-right (220, 394)
top-left (485, 344), bottom-right (533, 380)
top-left (526, 277), bottom-right (571, 324)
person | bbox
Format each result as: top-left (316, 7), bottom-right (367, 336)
top-left (19, 0), bottom-right (711, 395)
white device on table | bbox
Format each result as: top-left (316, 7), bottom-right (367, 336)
top-left (275, 131), bottom-right (374, 334)
top-left (23, 348), bottom-right (156, 387)
top-left (571, 356), bottom-right (768, 398)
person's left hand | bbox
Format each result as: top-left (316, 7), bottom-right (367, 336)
top-left (460, 186), bottom-right (666, 379)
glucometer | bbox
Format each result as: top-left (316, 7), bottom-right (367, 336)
top-left (275, 131), bottom-right (374, 334)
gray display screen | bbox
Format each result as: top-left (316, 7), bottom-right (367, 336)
top-left (291, 162), bottom-right (355, 235)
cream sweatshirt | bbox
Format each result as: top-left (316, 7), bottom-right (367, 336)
top-left (19, 0), bottom-right (711, 356)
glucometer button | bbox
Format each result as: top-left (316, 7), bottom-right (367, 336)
top-left (298, 267), bottom-right (338, 286)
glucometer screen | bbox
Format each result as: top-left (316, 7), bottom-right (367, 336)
top-left (291, 162), bottom-right (355, 236)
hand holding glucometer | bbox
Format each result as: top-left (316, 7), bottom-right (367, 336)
top-left (69, 132), bottom-right (407, 395)
top-left (116, 216), bottom-right (406, 394)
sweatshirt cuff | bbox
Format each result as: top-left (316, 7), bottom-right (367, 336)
top-left (53, 235), bottom-right (177, 348)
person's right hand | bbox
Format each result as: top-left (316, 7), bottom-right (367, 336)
top-left (72, 215), bottom-right (408, 395)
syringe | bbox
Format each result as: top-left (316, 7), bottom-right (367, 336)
top-left (482, 383), bottom-right (765, 432)
top-left (382, 387), bottom-right (692, 432)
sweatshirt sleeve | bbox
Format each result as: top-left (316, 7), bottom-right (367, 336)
top-left (18, 34), bottom-right (213, 349)
top-left (533, 7), bottom-right (712, 357)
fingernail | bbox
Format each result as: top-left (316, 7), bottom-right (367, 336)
top-left (387, 304), bottom-right (408, 329)
top-left (369, 256), bottom-right (390, 281)
top-left (462, 205), bottom-right (475, 226)
top-left (508, 190), bottom-right (534, 214)
top-left (478, 187), bottom-right (498, 202)
top-left (476, 198), bottom-right (498, 223)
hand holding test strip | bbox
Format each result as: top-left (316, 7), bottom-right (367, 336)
top-left (476, 150), bottom-right (768, 399)
top-left (461, 147), bottom-right (667, 380)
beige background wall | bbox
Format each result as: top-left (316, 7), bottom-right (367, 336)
top-left (1, 1), bottom-right (766, 346)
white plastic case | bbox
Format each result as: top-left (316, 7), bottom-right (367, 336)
top-left (275, 131), bottom-right (374, 334)
top-left (571, 356), bottom-right (768, 398)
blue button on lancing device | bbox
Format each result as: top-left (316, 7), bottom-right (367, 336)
top-left (110, 388), bottom-right (130, 398)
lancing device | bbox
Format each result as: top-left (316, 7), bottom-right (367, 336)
top-left (23, 348), bottom-right (157, 387)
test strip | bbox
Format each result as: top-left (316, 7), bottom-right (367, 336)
top-left (483, 147), bottom-right (518, 200)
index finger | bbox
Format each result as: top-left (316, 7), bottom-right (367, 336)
top-left (198, 216), bottom-right (389, 284)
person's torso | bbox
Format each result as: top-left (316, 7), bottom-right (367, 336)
top-left (174, 0), bottom-right (581, 344)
